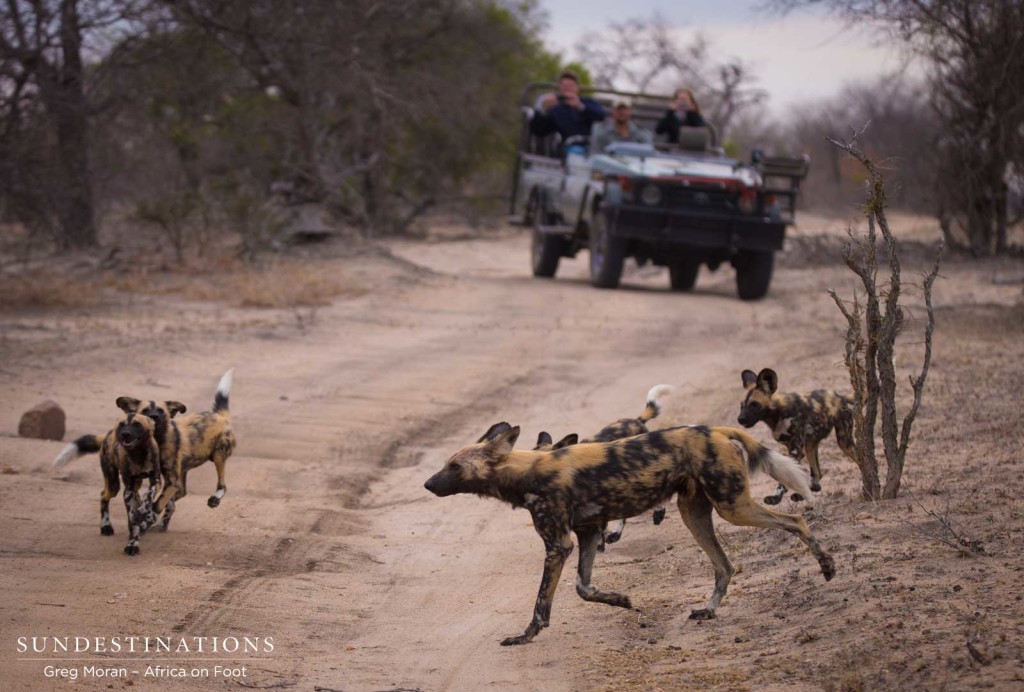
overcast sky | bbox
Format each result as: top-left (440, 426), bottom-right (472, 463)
top-left (540, 1), bottom-right (919, 114)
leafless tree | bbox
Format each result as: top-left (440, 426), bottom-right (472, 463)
top-left (0, 1), bottom-right (147, 248)
top-left (771, 0), bottom-right (1024, 255)
top-left (827, 127), bottom-right (941, 500)
top-left (572, 15), bottom-right (766, 141)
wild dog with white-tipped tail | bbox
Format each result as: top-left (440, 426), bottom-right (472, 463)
top-left (426, 422), bottom-right (834, 645)
top-left (53, 370), bottom-right (236, 533)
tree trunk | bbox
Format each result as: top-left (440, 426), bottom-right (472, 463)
top-left (44, 0), bottom-right (97, 249)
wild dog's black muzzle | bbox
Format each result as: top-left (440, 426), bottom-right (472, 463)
top-left (424, 469), bottom-right (456, 497)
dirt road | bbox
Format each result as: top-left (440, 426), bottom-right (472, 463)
top-left (2, 228), bottom-right (1022, 690)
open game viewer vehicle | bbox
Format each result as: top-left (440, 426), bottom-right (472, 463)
top-left (510, 83), bottom-right (810, 300)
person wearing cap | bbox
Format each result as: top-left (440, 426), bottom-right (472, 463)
top-left (530, 71), bottom-right (606, 148)
top-left (590, 97), bottom-right (653, 154)
top-left (655, 88), bottom-right (707, 144)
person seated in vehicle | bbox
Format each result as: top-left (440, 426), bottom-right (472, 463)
top-left (655, 88), bottom-right (707, 144)
top-left (590, 98), bottom-right (653, 154)
top-left (530, 71), bottom-right (606, 154)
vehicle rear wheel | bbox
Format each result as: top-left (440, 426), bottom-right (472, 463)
top-left (530, 193), bottom-right (564, 278)
top-left (669, 257), bottom-right (701, 291)
top-left (734, 250), bottom-right (774, 300)
top-left (589, 204), bottom-right (625, 289)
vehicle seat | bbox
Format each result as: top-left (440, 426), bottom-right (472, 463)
top-left (676, 126), bottom-right (711, 152)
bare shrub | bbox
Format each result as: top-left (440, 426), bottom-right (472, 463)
top-left (826, 128), bottom-right (941, 500)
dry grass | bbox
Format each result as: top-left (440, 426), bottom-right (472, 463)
top-left (0, 258), bottom-right (364, 314)
top-left (0, 275), bottom-right (105, 311)
top-left (171, 260), bottom-right (366, 308)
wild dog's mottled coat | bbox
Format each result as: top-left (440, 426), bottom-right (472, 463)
top-left (425, 422), bottom-right (833, 646)
top-left (117, 370), bottom-right (236, 527)
top-left (53, 370), bottom-right (236, 533)
top-left (55, 413), bottom-right (168, 555)
top-left (537, 384), bottom-right (673, 545)
top-left (738, 367), bottom-right (856, 504)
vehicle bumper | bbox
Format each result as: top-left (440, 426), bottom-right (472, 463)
top-left (605, 205), bottom-right (786, 252)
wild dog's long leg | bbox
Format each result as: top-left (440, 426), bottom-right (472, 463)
top-left (161, 470), bottom-right (188, 532)
top-left (159, 500), bottom-right (176, 532)
top-left (100, 464), bottom-right (120, 536)
top-left (152, 453), bottom-right (180, 519)
top-left (133, 471), bottom-right (163, 535)
top-left (573, 526), bottom-right (632, 608)
top-left (715, 496), bottom-right (835, 582)
top-left (501, 512), bottom-right (573, 646)
top-left (207, 450), bottom-right (228, 508)
top-left (804, 440), bottom-right (823, 492)
top-left (677, 490), bottom-right (735, 620)
top-left (834, 410), bottom-right (857, 463)
top-left (123, 482), bottom-right (142, 556)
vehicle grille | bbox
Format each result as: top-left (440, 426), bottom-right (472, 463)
top-left (662, 187), bottom-right (737, 212)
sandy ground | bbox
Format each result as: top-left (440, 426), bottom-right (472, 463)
top-left (1, 222), bottom-right (1023, 691)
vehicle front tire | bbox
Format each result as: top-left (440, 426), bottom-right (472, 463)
top-left (529, 192), bottom-right (564, 278)
top-left (531, 220), bottom-right (564, 279)
top-left (589, 204), bottom-right (625, 289)
top-left (734, 250), bottom-right (774, 300)
top-left (669, 257), bottom-right (701, 291)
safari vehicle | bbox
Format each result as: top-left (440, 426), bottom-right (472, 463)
top-left (509, 83), bottom-right (809, 300)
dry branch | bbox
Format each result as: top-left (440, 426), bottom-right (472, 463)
top-left (827, 126), bottom-right (942, 500)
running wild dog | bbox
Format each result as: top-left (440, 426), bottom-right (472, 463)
top-left (738, 368), bottom-right (856, 505)
top-left (54, 411), bottom-right (167, 555)
top-left (53, 370), bottom-right (236, 532)
top-left (536, 384), bottom-right (673, 546)
top-left (425, 423), bottom-right (834, 645)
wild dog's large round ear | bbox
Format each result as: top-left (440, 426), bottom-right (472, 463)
top-left (477, 422), bottom-right (512, 443)
top-left (115, 397), bottom-right (141, 413)
top-left (757, 368), bottom-right (779, 394)
top-left (552, 433), bottom-right (579, 450)
top-left (741, 369), bottom-right (758, 388)
top-left (165, 401), bottom-right (187, 417)
top-left (535, 431), bottom-right (553, 449)
top-left (486, 425), bottom-right (521, 458)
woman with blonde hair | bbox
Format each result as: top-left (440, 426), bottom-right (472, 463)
top-left (655, 88), bottom-right (707, 144)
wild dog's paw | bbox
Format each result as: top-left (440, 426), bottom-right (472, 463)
top-left (101, 525), bottom-right (114, 536)
top-left (500, 634), bottom-right (533, 646)
top-left (652, 507), bottom-right (666, 525)
top-left (763, 494), bottom-right (782, 505)
top-left (604, 531), bottom-right (622, 544)
top-left (124, 544), bottom-right (140, 556)
top-left (810, 479), bottom-right (822, 492)
top-left (790, 493), bottom-right (805, 502)
top-left (207, 495), bottom-right (221, 508)
top-left (688, 609), bottom-right (716, 621)
top-left (608, 594), bottom-right (632, 609)
top-left (820, 554), bottom-right (836, 581)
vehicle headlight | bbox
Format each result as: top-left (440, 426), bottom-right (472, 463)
top-left (640, 184), bottom-right (663, 206)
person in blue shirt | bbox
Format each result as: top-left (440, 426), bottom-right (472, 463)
top-left (530, 71), bottom-right (606, 150)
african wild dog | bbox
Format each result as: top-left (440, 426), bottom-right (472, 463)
top-left (116, 369), bottom-right (236, 529)
top-left (738, 368), bottom-right (856, 505)
top-left (53, 412), bottom-right (170, 555)
top-left (425, 422), bottom-right (834, 646)
top-left (536, 384), bottom-right (673, 546)
top-left (53, 370), bottom-right (236, 531)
